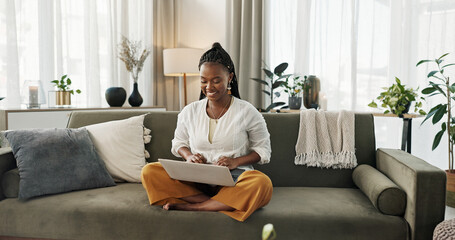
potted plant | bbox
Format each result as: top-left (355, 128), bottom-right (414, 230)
top-left (368, 77), bottom-right (426, 117)
top-left (417, 53), bottom-right (455, 207)
top-left (251, 62), bottom-right (290, 112)
top-left (51, 74), bottom-right (81, 106)
top-left (281, 75), bottom-right (306, 109)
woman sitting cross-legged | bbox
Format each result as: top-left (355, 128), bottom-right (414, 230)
top-left (141, 42), bottom-right (273, 222)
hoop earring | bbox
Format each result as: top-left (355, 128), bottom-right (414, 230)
top-left (227, 82), bottom-right (232, 95)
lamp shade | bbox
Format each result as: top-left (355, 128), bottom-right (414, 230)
top-left (163, 48), bottom-right (204, 76)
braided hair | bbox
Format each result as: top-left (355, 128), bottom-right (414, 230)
top-left (198, 42), bottom-right (241, 100)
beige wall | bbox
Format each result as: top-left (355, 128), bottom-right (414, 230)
top-left (175, 0), bottom-right (227, 104)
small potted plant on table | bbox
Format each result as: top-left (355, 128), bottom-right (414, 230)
top-left (281, 75), bottom-right (306, 109)
top-left (51, 75), bottom-right (81, 107)
top-left (368, 77), bottom-right (426, 117)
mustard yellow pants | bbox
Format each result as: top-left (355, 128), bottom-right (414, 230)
top-left (141, 162), bottom-right (273, 222)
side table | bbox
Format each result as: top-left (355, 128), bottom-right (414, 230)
top-left (372, 113), bottom-right (423, 154)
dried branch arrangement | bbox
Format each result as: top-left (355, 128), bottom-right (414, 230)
top-left (118, 36), bottom-right (151, 83)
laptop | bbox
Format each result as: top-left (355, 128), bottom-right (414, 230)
top-left (158, 158), bottom-right (244, 187)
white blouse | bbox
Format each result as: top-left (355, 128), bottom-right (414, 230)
top-left (171, 97), bottom-right (271, 170)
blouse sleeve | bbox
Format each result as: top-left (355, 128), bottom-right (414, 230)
top-left (245, 105), bottom-right (271, 164)
top-left (171, 107), bottom-right (190, 158)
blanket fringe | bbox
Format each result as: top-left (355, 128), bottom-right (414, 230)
top-left (294, 150), bottom-right (357, 169)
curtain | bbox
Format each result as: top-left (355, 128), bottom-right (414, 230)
top-left (152, 0), bottom-right (180, 111)
top-left (266, 0), bottom-right (455, 170)
top-left (226, 0), bottom-right (264, 108)
top-left (0, 0), bottom-right (153, 108)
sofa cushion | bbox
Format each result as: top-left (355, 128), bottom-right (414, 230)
top-left (0, 185), bottom-right (408, 240)
top-left (4, 128), bottom-right (116, 200)
top-left (1, 168), bottom-right (19, 198)
top-left (353, 164), bottom-right (406, 215)
top-left (85, 114), bottom-right (149, 182)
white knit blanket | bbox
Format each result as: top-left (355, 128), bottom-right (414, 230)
top-left (294, 109), bottom-right (357, 169)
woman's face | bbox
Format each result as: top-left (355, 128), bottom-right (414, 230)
top-left (200, 62), bottom-right (233, 102)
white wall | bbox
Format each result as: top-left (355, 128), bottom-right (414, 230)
top-left (175, 0), bottom-right (227, 104)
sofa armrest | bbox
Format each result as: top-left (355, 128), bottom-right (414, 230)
top-left (0, 147), bottom-right (16, 201)
top-left (376, 148), bottom-right (446, 240)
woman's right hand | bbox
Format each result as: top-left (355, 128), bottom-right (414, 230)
top-left (186, 153), bottom-right (207, 164)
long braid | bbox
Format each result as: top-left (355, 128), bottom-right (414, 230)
top-left (198, 43), bottom-right (241, 100)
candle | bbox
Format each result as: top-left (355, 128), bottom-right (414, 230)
top-left (319, 92), bottom-right (328, 111)
top-left (29, 86), bottom-right (39, 107)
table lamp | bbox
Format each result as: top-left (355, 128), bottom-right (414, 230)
top-left (163, 48), bottom-right (204, 109)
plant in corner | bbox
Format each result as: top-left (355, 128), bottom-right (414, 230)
top-left (118, 36), bottom-right (150, 107)
top-left (417, 53), bottom-right (455, 207)
top-left (51, 74), bottom-right (81, 106)
top-left (368, 77), bottom-right (426, 117)
top-left (251, 62), bottom-right (291, 112)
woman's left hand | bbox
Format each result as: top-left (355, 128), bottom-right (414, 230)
top-left (216, 156), bottom-right (239, 170)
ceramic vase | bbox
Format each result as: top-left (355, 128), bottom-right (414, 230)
top-left (303, 75), bottom-right (321, 109)
top-left (105, 87), bottom-right (127, 107)
top-left (128, 83), bottom-right (143, 107)
top-left (289, 96), bottom-right (302, 110)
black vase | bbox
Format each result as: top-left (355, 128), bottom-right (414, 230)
top-left (105, 87), bottom-right (127, 107)
top-left (128, 82), bottom-right (143, 107)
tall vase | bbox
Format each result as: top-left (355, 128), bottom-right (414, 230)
top-left (303, 75), bottom-right (321, 109)
top-left (128, 83), bottom-right (143, 107)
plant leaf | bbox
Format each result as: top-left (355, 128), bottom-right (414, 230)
top-left (432, 104), bottom-right (447, 124)
top-left (422, 104), bottom-right (442, 125)
top-left (272, 81), bottom-right (285, 89)
top-left (432, 129), bottom-right (445, 150)
top-left (427, 71), bottom-right (438, 78)
top-left (61, 75), bottom-right (67, 81)
top-left (274, 63), bottom-right (288, 76)
top-left (262, 90), bottom-right (271, 96)
top-left (442, 63), bottom-right (455, 69)
top-left (438, 53), bottom-right (450, 60)
top-left (416, 59), bottom-right (433, 66)
top-left (368, 101), bottom-right (378, 108)
top-left (274, 92), bottom-right (281, 97)
top-left (276, 74), bottom-right (293, 81)
top-left (262, 68), bottom-right (273, 79)
top-left (422, 87), bottom-right (437, 95)
top-left (251, 78), bottom-right (269, 86)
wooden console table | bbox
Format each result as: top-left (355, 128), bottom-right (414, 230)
top-left (0, 106), bottom-right (166, 131)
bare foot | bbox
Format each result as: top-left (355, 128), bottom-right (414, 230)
top-left (163, 203), bottom-right (190, 210)
top-left (162, 200), bottom-right (234, 212)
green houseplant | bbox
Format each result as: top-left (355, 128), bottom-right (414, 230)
top-left (416, 53), bottom-right (455, 207)
top-left (281, 75), bottom-right (307, 109)
top-left (251, 62), bottom-right (291, 112)
top-left (51, 74), bottom-right (81, 106)
top-left (368, 77), bottom-right (425, 117)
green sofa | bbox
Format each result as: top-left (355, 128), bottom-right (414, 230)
top-left (0, 111), bottom-right (446, 240)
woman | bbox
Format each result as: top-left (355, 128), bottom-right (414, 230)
top-left (141, 42), bottom-right (272, 222)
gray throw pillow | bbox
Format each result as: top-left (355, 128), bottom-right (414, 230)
top-left (4, 128), bottom-right (115, 200)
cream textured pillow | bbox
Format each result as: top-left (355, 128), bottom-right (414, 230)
top-left (85, 115), bottom-right (150, 182)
